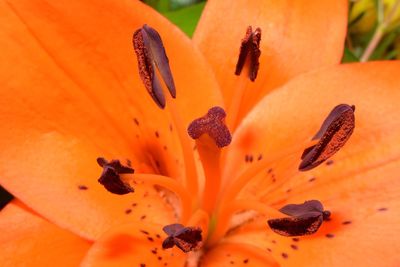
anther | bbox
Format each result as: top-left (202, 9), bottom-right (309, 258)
top-left (96, 157), bottom-right (135, 195)
top-left (235, 26), bottom-right (262, 81)
top-left (162, 223), bottom-right (202, 253)
top-left (187, 106), bottom-right (232, 148)
top-left (267, 200), bottom-right (330, 236)
top-left (133, 24), bottom-right (176, 109)
top-left (299, 104), bottom-right (355, 171)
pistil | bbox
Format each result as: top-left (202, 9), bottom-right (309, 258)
top-left (187, 107), bottom-right (231, 214)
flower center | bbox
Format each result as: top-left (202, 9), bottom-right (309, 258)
top-left (96, 24), bottom-right (356, 257)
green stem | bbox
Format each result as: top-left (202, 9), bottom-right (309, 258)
top-left (360, 0), bottom-right (400, 62)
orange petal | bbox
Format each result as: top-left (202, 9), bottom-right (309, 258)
top-left (0, 130), bottom-right (176, 240)
top-left (224, 61), bottom-right (400, 187)
top-left (81, 222), bottom-right (186, 267)
top-left (223, 157), bottom-right (400, 266)
top-left (201, 242), bottom-right (278, 267)
top-left (0, 0), bottom-right (221, 239)
top-left (219, 61), bottom-right (400, 265)
top-left (0, 202), bottom-right (91, 266)
top-left (194, 0), bottom-right (347, 123)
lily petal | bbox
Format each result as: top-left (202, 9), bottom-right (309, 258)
top-left (0, 201), bottom-right (91, 266)
top-left (224, 61), bottom-right (400, 187)
top-left (81, 222), bottom-right (186, 267)
top-left (220, 61), bottom-right (400, 266)
top-left (201, 242), bottom-right (279, 267)
top-left (223, 158), bottom-right (400, 266)
top-left (0, 0), bottom-right (221, 239)
top-left (194, 0), bottom-right (347, 122)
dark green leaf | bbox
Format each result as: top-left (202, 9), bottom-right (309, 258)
top-left (342, 47), bottom-right (360, 63)
top-left (163, 2), bottom-right (206, 37)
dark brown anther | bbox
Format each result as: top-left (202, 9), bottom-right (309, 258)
top-left (187, 106), bottom-right (232, 148)
top-left (299, 104), bottom-right (355, 171)
top-left (235, 26), bottom-right (261, 82)
top-left (97, 157), bottom-right (135, 195)
top-left (133, 24), bottom-right (176, 109)
top-left (162, 224), bottom-right (202, 253)
top-left (267, 200), bottom-right (330, 236)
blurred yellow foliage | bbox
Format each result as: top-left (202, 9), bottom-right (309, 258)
top-left (350, 0), bottom-right (400, 33)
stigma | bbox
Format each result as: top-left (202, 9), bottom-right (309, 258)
top-left (187, 106), bottom-right (231, 148)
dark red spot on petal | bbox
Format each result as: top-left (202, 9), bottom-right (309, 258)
top-left (282, 253), bottom-right (288, 259)
top-left (326, 233), bottom-right (335, 238)
top-left (326, 160), bottom-right (334, 165)
top-left (78, 185), bottom-right (88, 190)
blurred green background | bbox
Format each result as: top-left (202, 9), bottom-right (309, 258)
top-left (1, 0), bottom-right (399, 209)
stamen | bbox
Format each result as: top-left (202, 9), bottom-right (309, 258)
top-left (97, 157), bottom-right (135, 195)
top-left (235, 26), bottom-right (262, 81)
top-left (187, 107), bottom-right (231, 213)
top-left (208, 199), bottom-right (282, 246)
top-left (168, 101), bottom-right (200, 210)
top-left (267, 200), bottom-right (330, 236)
top-left (133, 24), bottom-right (199, 209)
top-left (188, 106), bottom-right (231, 148)
top-left (226, 25), bottom-right (261, 132)
top-left (123, 173), bottom-right (193, 223)
top-left (162, 224), bottom-right (202, 253)
top-left (299, 104), bottom-right (355, 171)
top-left (133, 24), bottom-right (176, 109)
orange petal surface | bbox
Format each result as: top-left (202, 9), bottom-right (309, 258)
top-left (224, 61), bottom-right (400, 187)
top-left (194, 0), bottom-right (347, 123)
top-left (0, 0), bottom-right (221, 239)
top-left (201, 242), bottom-right (279, 267)
top-left (0, 202), bottom-right (91, 267)
top-left (224, 157), bottom-right (400, 266)
top-left (219, 61), bottom-right (400, 266)
top-left (81, 222), bottom-right (186, 267)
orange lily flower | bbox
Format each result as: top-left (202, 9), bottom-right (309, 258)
top-left (1, 0), bottom-right (400, 266)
